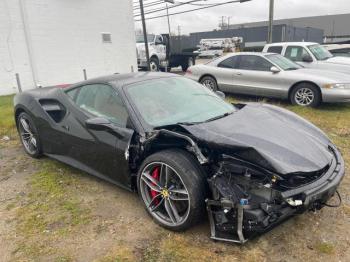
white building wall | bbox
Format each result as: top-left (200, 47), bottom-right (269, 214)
top-left (0, 0), bottom-right (137, 95)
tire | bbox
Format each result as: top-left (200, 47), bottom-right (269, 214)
top-left (181, 57), bottom-right (194, 72)
top-left (149, 57), bottom-right (159, 72)
top-left (137, 149), bottom-right (207, 231)
top-left (17, 112), bottom-right (42, 158)
top-left (200, 76), bottom-right (218, 92)
top-left (290, 83), bottom-right (321, 107)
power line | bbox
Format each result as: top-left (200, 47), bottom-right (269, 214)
top-left (134, 1), bottom-right (203, 17)
top-left (134, 0), bottom-right (246, 22)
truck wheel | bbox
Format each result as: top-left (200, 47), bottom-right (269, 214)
top-left (181, 57), bottom-right (194, 72)
top-left (290, 83), bottom-right (321, 107)
top-left (149, 57), bottom-right (159, 72)
top-left (137, 149), bottom-right (207, 231)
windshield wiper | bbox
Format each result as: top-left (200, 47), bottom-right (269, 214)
top-left (176, 121), bottom-right (203, 126)
top-left (204, 111), bottom-right (234, 123)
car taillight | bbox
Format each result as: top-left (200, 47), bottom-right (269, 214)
top-left (186, 69), bottom-right (192, 74)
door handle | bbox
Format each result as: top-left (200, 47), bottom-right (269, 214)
top-left (235, 72), bottom-right (242, 76)
top-left (62, 125), bottom-right (70, 131)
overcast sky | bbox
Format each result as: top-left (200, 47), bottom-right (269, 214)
top-left (134, 0), bottom-right (350, 34)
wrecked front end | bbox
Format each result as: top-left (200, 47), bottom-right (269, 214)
top-left (206, 146), bottom-right (344, 244)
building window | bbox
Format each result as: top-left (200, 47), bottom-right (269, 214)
top-left (102, 33), bottom-right (112, 43)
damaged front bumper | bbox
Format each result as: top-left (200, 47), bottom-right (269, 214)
top-left (206, 146), bottom-right (345, 244)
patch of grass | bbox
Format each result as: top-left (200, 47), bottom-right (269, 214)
top-left (142, 234), bottom-right (240, 262)
top-left (96, 245), bottom-right (136, 262)
top-left (13, 159), bottom-right (91, 260)
top-left (0, 95), bottom-right (16, 139)
top-left (315, 241), bottom-right (335, 254)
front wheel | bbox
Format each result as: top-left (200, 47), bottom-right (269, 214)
top-left (290, 83), bottom-right (321, 107)
top-left (149, 57), bottom-right (159, 72)
top-left (200, 76), bottom-right (218, 92)
top-left (137, 149), bottom-right (207, 231)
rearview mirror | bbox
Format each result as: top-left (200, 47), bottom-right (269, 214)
top-left (302, 54), bottom-right (313, 63)
top-left (85, 117), bottom-right (111, 131)
top-left (270, 66), bottom-right (280, 73)
top-left (215, 91), bottom-right (225, 99)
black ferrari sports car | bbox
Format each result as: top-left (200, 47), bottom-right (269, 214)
top-left (14, 72), bottom-right (344, 243)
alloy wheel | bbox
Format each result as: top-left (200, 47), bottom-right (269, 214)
top-left (18, 116), bottom-right (38, 154)
top-left (139, 162), bottom-right (190, 227)
top-left (294, 87), bottom-right (315, 106)
top-left (202, 79), bottom-right (215, 91)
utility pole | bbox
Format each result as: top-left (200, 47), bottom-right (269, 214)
top-left (139, 0), bottom-right (150, 70)
top-left (267, 0), bottom-right (274, 43)
top-left (227, 16), bottom-right (232, 30)
top-left (166, 4), bottom-right (171, 37)
top-left (221, 16), bottom-right (226, 30)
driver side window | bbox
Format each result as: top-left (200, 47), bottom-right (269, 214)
top-left (69, 84), bottom-right (129, 127)
top-left (285, 46), bottom-right (309, 62)
top-left (155, 35), bottom-right (163, 44)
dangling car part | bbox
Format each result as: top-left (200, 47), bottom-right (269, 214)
top-left (14, 73), bottom-right (345, 244)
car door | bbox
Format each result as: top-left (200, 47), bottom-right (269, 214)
top-left (284, 45), bottom-right (314, 68)
top-left (155, 35), bottom-right (166, 62)
top-left (214, 55), bottom-right (240, 92)
top-left (61, 83), bottom-right (134, 188)
top-left (231, 55), bottom-right (276, 96)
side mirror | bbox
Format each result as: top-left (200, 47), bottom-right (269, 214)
top-left (85, 117), bottom-right (112, 131)
top-left (302, 54), bottom-right (313, 63)
top-left (270, 66), bottom-right (280, 73)
top-left (215, 91), bottom-right (226, 99)
top-left (85, 117), bottom-right (127, 139)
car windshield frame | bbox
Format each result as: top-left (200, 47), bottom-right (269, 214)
top-left (123, 77), bottom-right (236, 129)
top-left (136, 34), bottom-right (155, 43)
top-left (307, 44), bottom-right (333, 61)
top-left (265, 54), bottom-right (302, 70)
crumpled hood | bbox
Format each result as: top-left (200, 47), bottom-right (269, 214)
top-left (181, 103), bottom-right (333, 175)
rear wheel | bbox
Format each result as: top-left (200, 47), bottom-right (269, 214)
top-left (181, 57), bottom-right (194, 72)
top-left (137, 149), bottom-right (206, 231)
top-left (290, 83), bottom-right (321, 107)
top-left (17, 112), bottom-right (42, 158)
top-left (200, 76), bottom-right (218, 92)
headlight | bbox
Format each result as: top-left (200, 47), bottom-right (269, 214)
top-left (323, 83), bottom-right (350, 89)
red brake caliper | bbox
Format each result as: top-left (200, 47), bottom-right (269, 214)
top-left (150, 166), bottom-right (160, 205)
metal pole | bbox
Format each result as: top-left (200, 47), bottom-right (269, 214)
top-left (15, 73), bottom-right (22, 93)
top-left (166, 4), bottom-right (171, 37)
top-left (83, 69), bottom-right (87, 80)
top-left (139, 0), bottom-right (150, 71)
top-left (267, 0), bottom-right (274, 43)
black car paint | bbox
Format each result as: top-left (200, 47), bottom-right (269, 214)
top-left (180, 103), bottom-right (333, 175)
top-left (14, 72), bottom-right (345, 243)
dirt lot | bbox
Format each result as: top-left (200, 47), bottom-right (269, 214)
top-left (0, 92), bottom-right (349, 262)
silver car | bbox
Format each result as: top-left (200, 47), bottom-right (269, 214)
top-left (185, 52), bottom-right (350, 107)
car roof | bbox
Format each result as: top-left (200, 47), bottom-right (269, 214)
top-left (265, 42), bottom-right (317, 47)
top-left (224, 52), bottom-right (276, 57)
top-left (68, 72), bottom-right (179, 89)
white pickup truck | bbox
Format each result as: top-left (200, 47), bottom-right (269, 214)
top-left (136, 34), bottom-right (198, 72)
top-left (263, 42), bottom-right (350, 74)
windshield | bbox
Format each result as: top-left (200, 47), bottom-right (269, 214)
top-left (308, 44), bottom-right (333, 60)
top-left (136, 34), bottom-right (155, 43)
top-left (266, 54), bottom-right (302, 70)
top-left (126, 77), bottom-right (235, 127)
